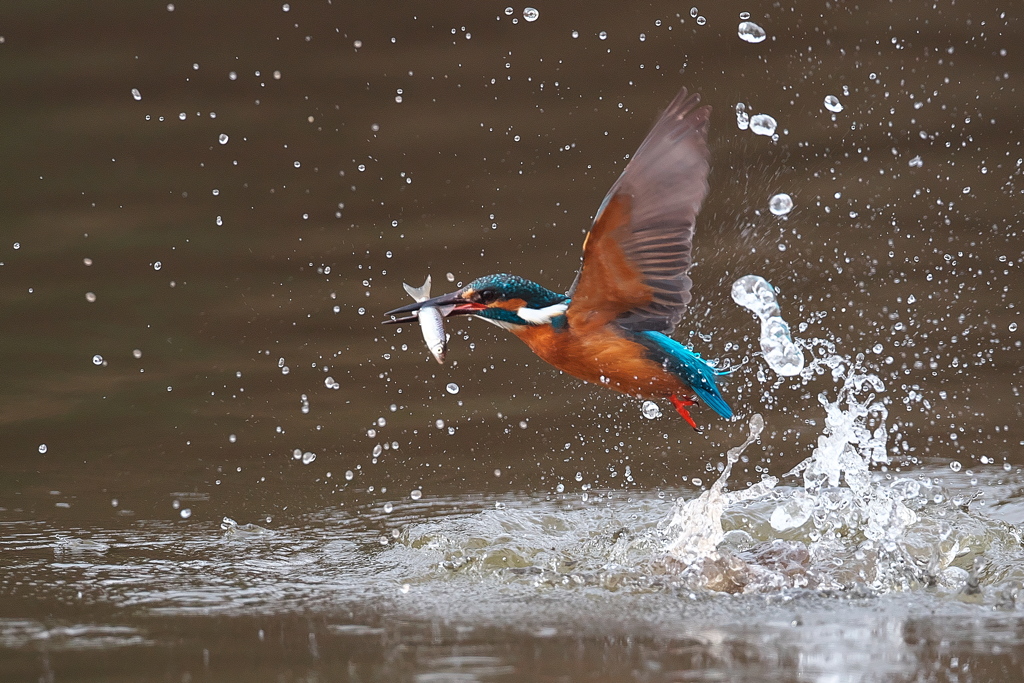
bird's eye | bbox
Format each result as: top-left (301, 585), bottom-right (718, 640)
top-left (477, 289), bottom-right (499, 304)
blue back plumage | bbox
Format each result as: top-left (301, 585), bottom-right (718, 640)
top-left (636, 331), bottom-right (733, 419)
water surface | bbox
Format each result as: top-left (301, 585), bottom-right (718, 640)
top-left (1, 1), bottom-right (1022, 680)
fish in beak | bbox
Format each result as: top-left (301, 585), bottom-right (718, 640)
top-left (385, 276), bottom-right (482, 364)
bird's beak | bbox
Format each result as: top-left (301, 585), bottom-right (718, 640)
top-left (382, 291), bottom-right (487, 324)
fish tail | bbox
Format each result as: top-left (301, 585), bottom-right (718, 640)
top-left (402, 275), bottom-right (432, 303)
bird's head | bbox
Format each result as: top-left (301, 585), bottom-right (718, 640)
top-left (384, 274), bottom-right (568, 329)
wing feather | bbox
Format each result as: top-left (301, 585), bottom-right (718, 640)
top-left (566, 87), bottom-right (711, 334)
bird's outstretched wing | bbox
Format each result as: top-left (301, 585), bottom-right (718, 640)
top-left (566, 88), bottom-right (711, 334)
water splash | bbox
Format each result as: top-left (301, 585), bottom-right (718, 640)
top-left (731, 275), bottom-right (805, 375)
top-left (662, 414), bottom-right (776, 563)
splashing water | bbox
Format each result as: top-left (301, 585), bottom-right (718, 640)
top-left (659, 341), bottom-right (949, 591)
top-left (662, 414), bottom-right (776, 563)
top-left (731, 275), bottom-right (805, 375)
top-left (655, 275), bottom-right (971, 591)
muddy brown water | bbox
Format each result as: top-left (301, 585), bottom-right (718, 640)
top-left (1, 1), bottom-right (1022, 681)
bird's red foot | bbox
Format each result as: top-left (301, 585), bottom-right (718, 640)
top-left (669, 394), bottom-right (700, 432)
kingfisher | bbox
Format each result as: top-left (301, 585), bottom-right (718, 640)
top-left (384, 87), bottom-right (732, 429)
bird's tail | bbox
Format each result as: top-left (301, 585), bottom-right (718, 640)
top-left (638, 331), bottom-right (734, 419)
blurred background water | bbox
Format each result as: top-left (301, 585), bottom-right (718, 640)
top-left (1, 1), bottom-right (1022, 681)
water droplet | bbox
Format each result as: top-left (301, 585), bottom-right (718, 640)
top-left (1009, 322), bottom-right (1018, 332)
top-left (410, 489), bottom-right (422, 500)
top-left (178, 112), bottom-right (186, 121)
top-left (575, 472), bottom-right (583, 482)
top-left (218, 133), bottom-right (229, 144)
top-left (446, 382), bottom-right (460, 394)
top-left (131, 88), bottom-right (142, 101)
top-left (749, 114), bottom-right (777, 136)
top-left (737, 21), bottom-right (765, 42)
top-left (383, 502), bottom-right (393, 513)
top-left (372, 444), bottom-right (383, 457)
top-left (690, 7), bottom-right (698, 18)
top-left (229, 434), bottom-right (237, 443)
top-left (302, 451), bottom-right (316, 465)
top-left (641, 401), bottom-right (662, 419)
top-left (180, 508), bottom-right (192, 519)
top-left (823, 95), bottom-right (843, 112)
top-left (153, 261), bottom-right (162, 271)
top-left (92, 354), bottom-right (104, 366)
top-left (345, 470), bottom-right (354, 481)
top-left (435, 419), bottom-right (445, 429)
top-left (735, 102), bottom-right (749, 130)
top-left (731, 275), bottom-right (804, 376)
top-left (908, 155), bottom-right (923, 168)
top-left (571, 30), bottom-right (579, 38)
top-left (598, 31), bottom-right (608, 40)
top-left (739, 11), bottom-right (750, 20)
top-left (950, 460), bottom-right (962, 472)
top-left (38, 444), bottom-right (47, 454)
top-left (523, 7), bottom-right (539, 21)
top-left (504, 6), bottom-right (513, 15)
top-left (85, 292), bottom-right (96, 302)
top-left (768, 193), bottom-right (793, 216)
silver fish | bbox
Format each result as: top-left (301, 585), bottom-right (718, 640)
top-left (403, 276), bottom-right (452, 364)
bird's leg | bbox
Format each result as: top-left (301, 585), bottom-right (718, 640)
top-left (669, 394), bottom-right (700, 432)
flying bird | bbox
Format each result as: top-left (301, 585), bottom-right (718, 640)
top-left (385, 87), bottom-right (732, 429)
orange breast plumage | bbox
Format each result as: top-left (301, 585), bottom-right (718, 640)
top-left (511, 324), bottom-right (692, 400)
